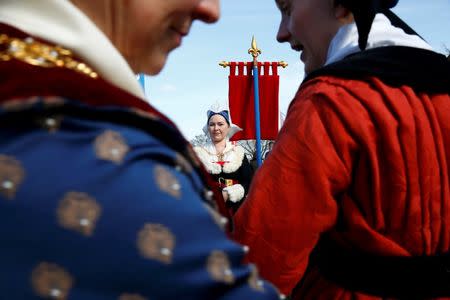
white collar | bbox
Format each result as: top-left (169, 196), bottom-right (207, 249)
top-left (0, 0), bottom-right (146, 101)
top-left (326, 13), bottom-right (433, 67)
top-left (194, 141), bottom-right (245, 174)
top-left (202, 140), bottom-right (234, 156)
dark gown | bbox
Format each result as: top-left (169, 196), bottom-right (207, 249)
top-left (194, 142), bottom-right (254, 215)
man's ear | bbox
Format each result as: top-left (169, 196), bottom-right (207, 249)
top-left (334, 3), bottom-right (354, 24)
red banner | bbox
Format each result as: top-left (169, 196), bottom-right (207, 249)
top-left (228, 62), bottom-right (279, 141)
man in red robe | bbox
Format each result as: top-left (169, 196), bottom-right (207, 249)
top-left (233, 0), bottom-right (450, 299)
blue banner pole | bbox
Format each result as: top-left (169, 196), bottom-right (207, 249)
top-left (248, 36), bottom-right (262, 168)
top-left (252, 65), bottom-right (262, 167)
top-left (138, 74), bottom-right (146, 95)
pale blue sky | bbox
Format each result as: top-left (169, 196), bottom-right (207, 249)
top-left (145, 0), bottom-right (450, 139)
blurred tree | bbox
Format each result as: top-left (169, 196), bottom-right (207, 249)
top-left (237, 140), bottom-right (274, 162)
top-left (190, 133), bottom-right (209, 147)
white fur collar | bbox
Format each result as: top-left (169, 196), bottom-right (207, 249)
top-left (0, 0), bottom-right (145, 100)
top-left (194, 141), bottom-right (245, 174)
top-left (326, 14), bottom-right (433, 67)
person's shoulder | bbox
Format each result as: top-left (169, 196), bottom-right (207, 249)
top-left (304, 46), bottom-right (450, 95)
top-left (287, 77), bottom-right (341, 115)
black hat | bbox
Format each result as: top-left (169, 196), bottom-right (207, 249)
top-left (335, 0), bottom-right (419, 50)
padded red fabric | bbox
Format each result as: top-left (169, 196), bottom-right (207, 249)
top-left (233, 75), bottom-right (450, 299)
top-left (228, 61), bottom-right (279, 141)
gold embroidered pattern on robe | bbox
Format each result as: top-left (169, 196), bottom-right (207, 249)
top-left (57, 191), bottom-right (102, 237)
top-left (31, 262), bottom-right (74, 300)
top-left (153, 165), bottom-right (181, 199)
top-left (94, 130), bottom-right (129, 164)
top-left (0, 154), bottom-right (25, 200)
top-left (137, 223), bottom-right (175, 264)
top-left (0, 34), bottom-right (98, 78)
top-left (206, 250), bottom-right (235, 284)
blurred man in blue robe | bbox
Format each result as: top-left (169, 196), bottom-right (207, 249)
top-left (0, 1), bottom-right (282, 299)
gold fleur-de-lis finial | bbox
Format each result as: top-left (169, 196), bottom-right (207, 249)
top-left (248, 36), bottom-right (261, 63)
top-left (278, 61), bottom-right (288, 68)
top-left (219, 61), bottom-right (229, 68)
top-left (219, 36), bottom-right (288, 70)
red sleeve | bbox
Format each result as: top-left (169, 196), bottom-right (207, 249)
top-left (232, 82), bottom-right (356, 295)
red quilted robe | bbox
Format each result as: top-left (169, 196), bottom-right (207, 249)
top-left (233, 65), bottom-right (450, 299)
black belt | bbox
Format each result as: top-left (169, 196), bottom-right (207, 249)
top-left (302, 234), bottom-right (450, 299)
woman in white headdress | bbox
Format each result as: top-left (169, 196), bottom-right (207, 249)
top-left (194, 108), bottom-right (254, 214)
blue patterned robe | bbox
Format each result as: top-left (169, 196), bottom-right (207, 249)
top-left (0, 23), bottom-right (281, 300)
